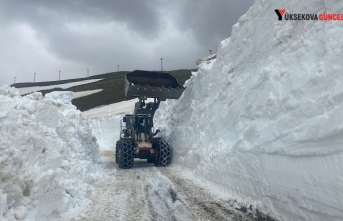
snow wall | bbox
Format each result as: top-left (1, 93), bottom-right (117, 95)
top-left (0, 86), bottom-right (101, 221)
top-left (88, 115), bottom-right (122, 151)
top-left (155, 0), bottom-right (343, 220)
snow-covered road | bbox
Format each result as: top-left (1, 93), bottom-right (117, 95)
top-left (66, 150), bottom-right (265, 221)
top-left (75, 98), bottom-right (274, 221)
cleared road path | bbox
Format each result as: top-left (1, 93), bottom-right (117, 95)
top-left (68, 150), bottom-right (273, 221)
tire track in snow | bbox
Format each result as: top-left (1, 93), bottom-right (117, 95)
top-left (158, 167), bottom-right (256, 221)
top-left (140, 169), bottom-right (191, 221)
top-left (68, 150), bottom-right (133, 221)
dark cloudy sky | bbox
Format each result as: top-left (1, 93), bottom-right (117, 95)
top-left (0, 0), bottom-right (253, 85)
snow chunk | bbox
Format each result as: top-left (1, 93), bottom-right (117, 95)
top-left (45, 91), bottom-right (74, 107)
top-left (14, 206), bottom-right (27, 221)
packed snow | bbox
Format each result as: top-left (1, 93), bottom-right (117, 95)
top-left (83, 98), bottom-right (154, 119)
top-left (73, 89), bottom-right (103, 99)
top-left (83, 99), bottom-right (137, 119)
top-left (84, 98), bottom-right (154, 151)
top-left (88, 115), bottom-right (122, 151)
top-left (0, 86), bottom-right (101, 221)
top-left (17, 79), bottom-right (102, 95)
top-left (155, 0), bottom-right (343, 221)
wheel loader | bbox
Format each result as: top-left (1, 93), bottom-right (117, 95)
top-left (116, 70), bottom-right (185, 169)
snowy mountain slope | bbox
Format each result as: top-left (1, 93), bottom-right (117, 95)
top-left (0, 86), bottom-right (101, 221)
top-left (155, 0), bottom-right (343, 220)
top-left (17, 79), bottom-right (102, 95)
top-left (83, 99), bottom-right (137, 119)
top-left (73, 89), bottom-right (103, 99)
top-left (83, 98), bottom-right (155, 119)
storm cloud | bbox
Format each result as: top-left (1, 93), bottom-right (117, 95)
top-left (0, 0), bottom-right (253, 84)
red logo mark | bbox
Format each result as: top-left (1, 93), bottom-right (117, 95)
top-left (278, 9), bottom-right (286, 16)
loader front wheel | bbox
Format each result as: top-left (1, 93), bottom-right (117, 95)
top-left (154, 139), bottom-right (171, 167)
top-left (118, 140), bottom-right (134, 169)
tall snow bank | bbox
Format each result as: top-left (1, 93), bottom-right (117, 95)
top-left (0, 86), bottom-right (100, 221)
top-left (155, 0), bottom-right (343, 220)
top-left (88, 115), bottom-right (123, 150)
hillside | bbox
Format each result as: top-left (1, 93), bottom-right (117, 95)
top-left (14, 69), bottom-right (195, 111)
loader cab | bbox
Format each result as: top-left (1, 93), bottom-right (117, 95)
top-left (135, 114), bottom-right (152, 132)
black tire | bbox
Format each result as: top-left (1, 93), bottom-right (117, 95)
top-left (154, 139), bottom-right (171, 167)
top-left (115, 140), bottom-right (120, 164)
top-left (118, 140), bottom-right (134, 169)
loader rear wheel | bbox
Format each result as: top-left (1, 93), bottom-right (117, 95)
top-left (118, 140), bottom-right (134, 169)
top-left (115, 140), bottom-right (120, 164)
top-left (154, 139), bottom-right (171, 167)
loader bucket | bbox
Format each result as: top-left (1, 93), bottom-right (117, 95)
top-left (125, 70), bottom-right (185, 100)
